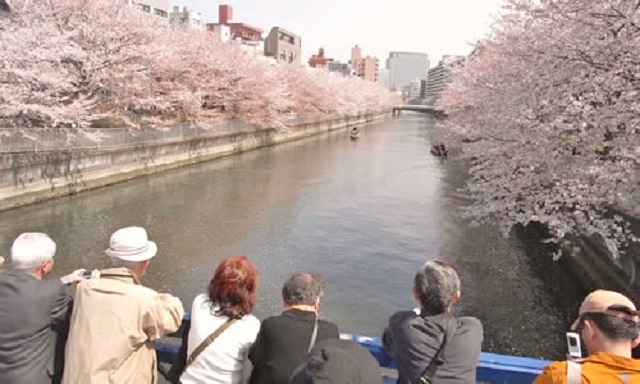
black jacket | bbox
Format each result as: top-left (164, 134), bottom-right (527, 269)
top-left (383, 311), bottom-right (483, 384)
top-left (249, 309), bottom-right (339, 384)
top-left (0, 269), bottom-right (71, 384)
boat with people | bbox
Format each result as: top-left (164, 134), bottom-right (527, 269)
top-left (350, 126), bottom-right (359, 140)
top-left (430, 143), bottom-right (447, 157)
top-left (155, 313), bottom-right (549, 384)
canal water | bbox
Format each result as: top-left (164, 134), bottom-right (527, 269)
top-left (0, 115), bottom-right (577, 359)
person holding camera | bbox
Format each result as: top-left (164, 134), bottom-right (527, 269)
top-left (382, 260), bottom-right (483, 384)
top-left (534, 290), bottom-right (640, 384)
top-left (62, 226), bottom-right (184, 384)
top-left (0, 232), bottom-right (87, 384)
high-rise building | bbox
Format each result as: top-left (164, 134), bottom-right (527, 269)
top-left (425, 55), bottom-right (466, 104)
top-left (350, 45), bottom-right (379, 82)
top-left (264, 27), bottom-right (301, 64)
top-left (386, 52), bottom-right (429, 91)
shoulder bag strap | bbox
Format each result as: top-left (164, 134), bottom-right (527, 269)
top-left (566, 360), bottom-right (582, 384)
top-left (185, 318), bottom-right (237, 367)
top-left (419, 315), bottom-right (458, 384)
top-left (307, 319), bottom-right (319, 353)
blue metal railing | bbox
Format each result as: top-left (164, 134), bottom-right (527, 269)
top-left (155, 314), bottom-right (550, 384)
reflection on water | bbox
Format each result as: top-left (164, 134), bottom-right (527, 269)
top-left (0, 115), bottom-right (573, 359)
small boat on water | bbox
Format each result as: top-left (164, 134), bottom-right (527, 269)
top-left (430, 143), bottom-right (447, 157)
top-left (350, 127), bottom-right (359, 140)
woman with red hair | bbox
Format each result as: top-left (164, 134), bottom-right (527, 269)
top-left (180, 256), bottom-right (260, 384)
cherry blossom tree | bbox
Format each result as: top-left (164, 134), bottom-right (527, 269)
top-left (439, 0), bottom-right (640, 258)
top-left (0, 0), bottom-right (396, 130)
top-left (0, 0), bottom-right (167, 127)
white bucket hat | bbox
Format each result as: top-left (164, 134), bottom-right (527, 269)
top-left (104, 227), bottom-right (157, 262)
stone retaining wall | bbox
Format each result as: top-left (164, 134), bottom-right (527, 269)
top-left (0, 112), bottom-right (389, 211)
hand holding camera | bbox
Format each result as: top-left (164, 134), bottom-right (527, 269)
top-left (60, 269), bottom-right (95, 285)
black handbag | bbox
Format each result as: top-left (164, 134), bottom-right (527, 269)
top-left (166, 320), bottom-right (190, 384)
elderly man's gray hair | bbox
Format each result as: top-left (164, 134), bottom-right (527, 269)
top-left (10, 232), bottom-right (57, 272)
top-left (282, 272), bottom-right (325, 306)
top-left (414, 260), bottom-right (461, 314)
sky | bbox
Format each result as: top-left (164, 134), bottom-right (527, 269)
top-left (173, 0), bottom-right (506, 67)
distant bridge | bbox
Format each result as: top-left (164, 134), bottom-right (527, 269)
top-left (392, 104), bottom-right (443, 116)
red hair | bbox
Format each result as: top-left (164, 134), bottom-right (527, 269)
top-left (208, 256), bottom-right (259, 319)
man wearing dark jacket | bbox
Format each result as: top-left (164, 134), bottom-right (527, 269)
top-left (0, 233), bottom-right (85, 384)
top-left (249, 272), bottom-right (339, 384)
top-left (383, 260), bottom-right (483, 384)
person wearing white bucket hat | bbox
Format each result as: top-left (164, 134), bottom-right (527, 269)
top-left (62, 227), bottom-right (184, 384)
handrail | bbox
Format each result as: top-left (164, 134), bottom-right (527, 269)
top-left (155, 314), bottom-right (550, 384)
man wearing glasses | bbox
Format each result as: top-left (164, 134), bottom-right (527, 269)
top-left (534, 290), bottom-right (640, 384)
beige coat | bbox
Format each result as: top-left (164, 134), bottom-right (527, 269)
top-left (62, 268), bottom-right (184, 384)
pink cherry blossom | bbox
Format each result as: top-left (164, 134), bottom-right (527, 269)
top-left (0, 0), bottom-right (398, 130)
top-left (439, 0), bottom-right (639, 258)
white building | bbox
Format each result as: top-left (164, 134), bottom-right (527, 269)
top-left (386, 51), bottom-right (429, 91)
top-left (124, 0), bottom-right (170, 18)
top-left (209, 24), bottom-right (231, 43)
top-left (234, 39), bottom-right (265, 57)
top-left (407, 78), bottom-right (422, 100)
top-left (169, 6), bottom-right (204, 30)
top-left (326, 61), bottom-right (355, 77)
top-left (425, 55), bottom-right (466, 104)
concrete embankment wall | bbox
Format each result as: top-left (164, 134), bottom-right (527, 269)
top-left (0, 112), bottom-right (389, 211)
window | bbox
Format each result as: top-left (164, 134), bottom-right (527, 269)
top-left (288, 52), bottom-right (294, 63)
top-left (279, 33), bottom-right (294, 44)
top-left (141, 4), bottom-right (151, 12)
top-left (279, 50), bottom-right (286, 61)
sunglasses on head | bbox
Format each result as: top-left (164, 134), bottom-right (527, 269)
top-left (607, 305), bottom-right (640, 317)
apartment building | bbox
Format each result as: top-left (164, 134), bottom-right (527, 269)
top-left (351, 45), bottom-right (379, 82)
top-left (264, 27), bottom-right (301, 64)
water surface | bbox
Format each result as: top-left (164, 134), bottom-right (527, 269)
top-left (0, 115), bottom-right (574, 359)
